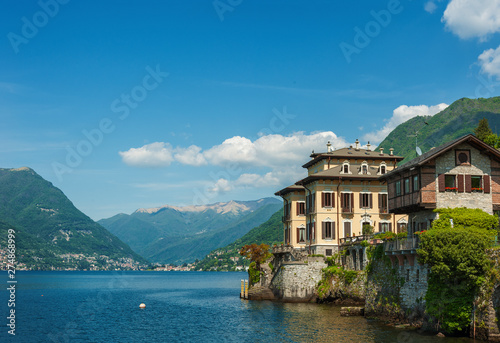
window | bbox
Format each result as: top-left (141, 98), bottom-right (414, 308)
top-left (344, 221), bottom-right (351, 237)
top-left (379, 193), bottom-right (388, 213)
top-left (406, 269), bottom-right (410, 282)
top-left (284, 203), bottom-right (291, 220)
top-left (379, 222), bottom-right (390, 232)
top-left (322, 192), bottom-right (334, 208)
top-left (360, 193), bottom-right (372, 209)
top-left (445, 174), bottom-right (456, 189)
top-left (306, 193), bottom-right (316, 214)
top-left (307, 222), bottom-right (315, 241)
top-left (380, 165), bottom-right (386, 174)
top-left (413, 175), bottom-right (419, 191)
top-left (455, 149), bottom-right (470, 166)
top-left (362, 165), bottom-right (368, 174)
top-left (416, 269), bottom-right (420, 283)
top-left (397, 222), bottom-right (407, 233)
top-left (297, 202), bottom-right (305, 215)
top-left (404, 178), bottom-right (410, 194)
top-left (395, 180), bottom-right (401, 196)
top-left (341, 193), bottom-right (353, 213)
top-left (341, 162), bottom-right (350, 174)
top-left (298, 226), bottom-right (306, 243)
top-left (325, 249), bottom-right (332, 257)
top-left (471, 175), bottom-right (482, 191)
top-left (322, 221), bottom-right (335, 240)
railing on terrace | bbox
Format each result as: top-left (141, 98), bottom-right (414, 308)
top-left (339, 234), bottom-right (373, 245)
top-left (384, 236), bottom-right (420, 253)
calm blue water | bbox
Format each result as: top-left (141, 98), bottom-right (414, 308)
top-left (0, 271), bottom-right (474, 343)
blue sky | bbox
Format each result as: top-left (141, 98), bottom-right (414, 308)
top-left (2, 0), bottom-right (500, 220)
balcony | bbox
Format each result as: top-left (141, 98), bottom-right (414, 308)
top-left (282, 214), bottom-right (291, 222)
top-left (342, 207), bottom-right (353, 214)
top-left (379, 207), bottom-right (388, 214)
top-left (384, 237), bottom-right (420, 254)
top-left (339, 234), bottom-right (374, 246)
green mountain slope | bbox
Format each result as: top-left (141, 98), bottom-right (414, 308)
top-left (0, 167), bottom-right (148, 270)
top-left (378, 97), bottom-right (500, 163)
top-left (194, 208), bottom-right (283, 271)
top-left (98, 198), bottom-right (282, 264)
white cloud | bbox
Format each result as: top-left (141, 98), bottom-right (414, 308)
top-left (478, 45), bottom-right (500, 79)
top-left (203, 136), bottom-right (257, 166)
top-left (210, 178), bottom-right (233, 193)
top-left (442, 0), bottom-right (500, 41)
top-left (425, 1), bottom-right (437, 14)
top-left (120, 132), bottom-right (350, 191)
top-left (119, 142), bottom-right (175, 167)
top-left (174, 145), bottom-right (207, 166)
top-left (203, 131), bottom-right (347, 168)
top-left (363, 103), bottom-right (449, 144)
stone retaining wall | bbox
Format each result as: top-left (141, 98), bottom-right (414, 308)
top-left (270, 257), bottom-right (325, 302)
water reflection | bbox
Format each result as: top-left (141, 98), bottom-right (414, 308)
top-left (242, 301), bottom-right (474, 343)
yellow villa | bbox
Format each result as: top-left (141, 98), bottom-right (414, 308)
top-left (275, 140), bottom-right (408, 256)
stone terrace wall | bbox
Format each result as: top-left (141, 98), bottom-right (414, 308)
top-left (365, 251), bottom-right (427, 325)
top-left (270, 257), bottom-right (325, 302)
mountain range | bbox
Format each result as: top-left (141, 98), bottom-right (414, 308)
top-left (194, 208), bottom-right (283, 271)
top-left (0, 167), bottom-right (147, 270)
top-left (98, 198), bottom-right (282, 264)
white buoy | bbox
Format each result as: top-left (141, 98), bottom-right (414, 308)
top-left (139, 303), bottom-right (146, 309)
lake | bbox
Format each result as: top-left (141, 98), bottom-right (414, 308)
top-left (0, 271), bottom-right (475, 342)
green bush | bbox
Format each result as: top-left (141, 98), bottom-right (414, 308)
top-left (248, 262), bottom-right (261, 284)
top-left (417, 208), bottom-right (498, 333)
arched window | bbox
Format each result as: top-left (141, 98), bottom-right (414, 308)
top-left (378, 162), bottom-right (387, 175)
top-left (359, 161), bottom-right (370, 175)
top-left (341, 161), bottom-right (350, 174)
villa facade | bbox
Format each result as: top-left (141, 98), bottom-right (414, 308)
top-left (275, 140), bottom-right (408, 256)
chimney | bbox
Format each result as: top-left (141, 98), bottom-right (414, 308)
top-left (389, 148), bottom-right (394, 156)
top-left (327, 141), bottom-right (332, 153)
top-left (379, 148), bottom-right (384, 155)
top-left (366, 141), bottom-right (371, 151)
top-left (355, 139), bottom-right (360, 150)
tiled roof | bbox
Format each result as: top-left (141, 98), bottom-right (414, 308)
top-left (296, 165), bottom-right (381, 186)
top-left (274, 184), bottom-right (305, 196)
top-left (302, 148), bottom-right (403, 168)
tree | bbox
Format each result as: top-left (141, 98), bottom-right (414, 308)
top-left (474, 117), bottom-right (494, 141)
top-left (239, 243), bottom-right (271, 265)
top-left (484, 133), bottom-right (499, 148)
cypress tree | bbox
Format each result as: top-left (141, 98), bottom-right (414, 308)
top-left (474, 118), bottom-right (493, 141)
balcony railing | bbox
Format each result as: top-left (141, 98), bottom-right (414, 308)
top-left (282, 215), bottom-right (291, 222)
top-left (342, 207), bottom-right (353, 214)
top-left (339, 234), bottom-right (374, 245)
top-left (379, 207), bottom-right (388, 214)
top-left (384, 237), bottom-right (420, 253)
